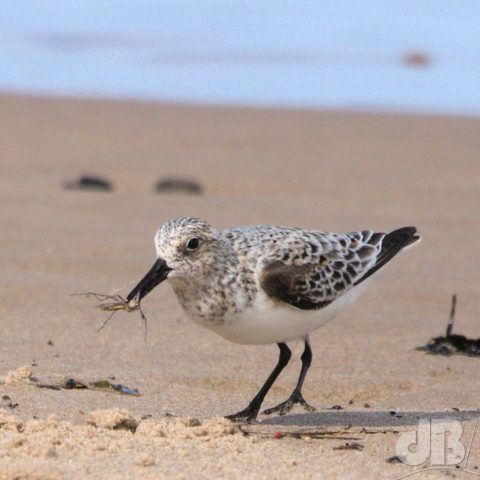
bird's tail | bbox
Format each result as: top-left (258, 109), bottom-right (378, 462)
top-left (354, 226), bottom-right (421, 285)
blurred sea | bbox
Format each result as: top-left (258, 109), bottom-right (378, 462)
top-left (1, 1), bottom-right (479, 115)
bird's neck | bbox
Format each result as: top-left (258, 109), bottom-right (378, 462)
top-left (168, 254), bottom-right (255, 324)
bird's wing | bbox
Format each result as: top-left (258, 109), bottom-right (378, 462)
top-left (259, 227), bottom-right (419, 310)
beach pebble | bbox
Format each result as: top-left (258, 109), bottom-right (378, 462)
top-left (63, 175), bottom-right (113, 192)
top-left (154, 177), bottom-right (203, 195)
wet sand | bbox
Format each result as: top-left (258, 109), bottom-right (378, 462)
top-left (1, 94), bottom-right (480, 479)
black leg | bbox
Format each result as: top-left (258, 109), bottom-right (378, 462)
top-left (262, 337), bottom-right (316, 416)
top-left (226, 343), bottom-right (291, 422)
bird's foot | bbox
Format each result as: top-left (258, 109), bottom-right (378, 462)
top-left (225, 404), bottom-right (259, 423)
top-left (262, 391), bottom-right (316, 416)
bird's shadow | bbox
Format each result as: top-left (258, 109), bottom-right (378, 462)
top-left (260, 409), bottom-right (480, 427)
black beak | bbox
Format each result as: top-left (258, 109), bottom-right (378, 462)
top-left (127, 258), bottom-right (172, 302)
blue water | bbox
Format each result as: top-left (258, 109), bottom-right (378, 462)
top-left (1, 1), bottom-right (479, 115)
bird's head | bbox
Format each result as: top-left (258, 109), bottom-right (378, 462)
top-left (126, 217), bottom-right (219, 302)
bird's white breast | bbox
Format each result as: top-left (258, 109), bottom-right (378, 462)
top-left (189, 280), bottom-right (370, 345)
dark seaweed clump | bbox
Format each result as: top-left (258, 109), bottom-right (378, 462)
top-left (416, 295), bottom-right (480, 357)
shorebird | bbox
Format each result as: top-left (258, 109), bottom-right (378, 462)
top-left (126, 217), bottom-right (420, 421)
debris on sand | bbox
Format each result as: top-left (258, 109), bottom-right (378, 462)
top-left (2, 366), bottom-right (140, 396)
top-left (1, 395), bottom-right (19, 409)
top-left (89, 380), bottom-right (139, 395)
top-left (416, 295), bottom-right (480, 357)
top-left (36, 378), bottom-right (88, 391)
top-left (333, 441), bottom-right (364, 451)
top-left (154, 177), bottom-right (203, 195)
top-left (63, 175), bottom-right (113, 192)
top-left (386, 455), bottom-right (404, 464)
top-left (36, 377), bottom-right (140, 395)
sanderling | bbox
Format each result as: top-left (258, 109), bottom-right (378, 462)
top-left (126, 217), bottom-right (420, 421)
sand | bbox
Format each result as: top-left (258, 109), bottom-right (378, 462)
top-left (1, 93), bottom-right (480, 479)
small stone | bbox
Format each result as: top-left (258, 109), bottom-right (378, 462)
top-left (154, 177), bottom-right (203, 195)
top-left (64, 379), bottom-right (77, 389)
top-left (63, 175), bottom-right (113, 192)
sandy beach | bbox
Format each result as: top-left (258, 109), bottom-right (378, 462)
top-left (1, 94), bottom-right (480, 479)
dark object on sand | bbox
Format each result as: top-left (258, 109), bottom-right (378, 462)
top-left (1, 395), bottom-right (19, 409)
top-left (36, 377), bottom-right (140, 395)
top-left (333, 442), bottom-right (364, 451)
top-left (154, 177), bottom-right (203, 195)
top-left (36, 378), bottom-right (88, 390)
top-left (63, 378), bottom-right (88, 389)
top-left (416, 295), bottom-right (480, 356)
top-left (63, 175), bottom-right (113, 191)
top-left (89, 380), bottom-right (140, 395)
top-left (386, 455), bottom-right (403, 464)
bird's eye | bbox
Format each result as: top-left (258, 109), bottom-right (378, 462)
top-left (186, 237), bottom-right (201, 251)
